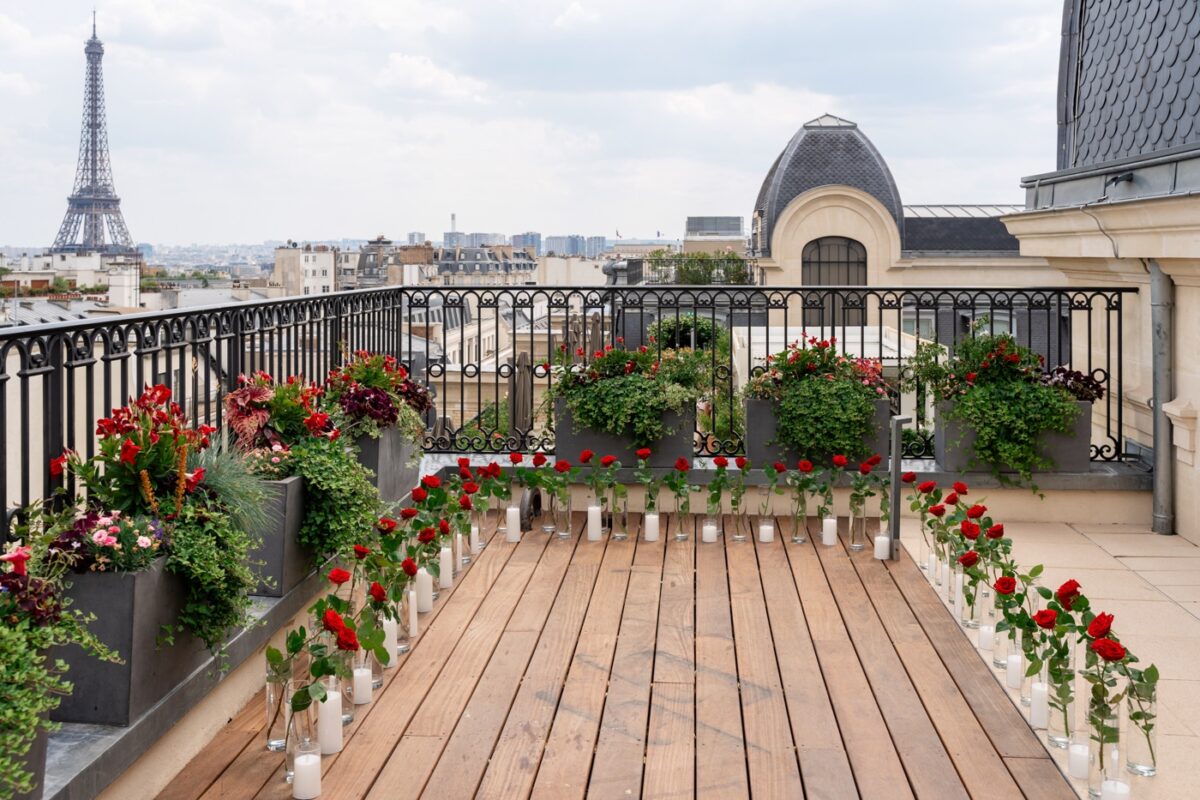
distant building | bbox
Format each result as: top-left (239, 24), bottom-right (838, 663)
top-left (443, 231), bottom-right (467, 248)
top-left (433, 246), bottom-right (537, 285)
top-left (512, 232), bottom-right (542, 255)
top-left (407, 232), bottom-right (427, 245)
top-left (683, 216), bottom-right (745, 255)
top-left (466, 232), bottom-right (507, 247)
top-left (585, 236), bottom-right (607, 258)
top-left (271, 243), bottom-right (335, 296)
top-left (609, 241), bottom-right (677, 258)
top-left (545, 235), bottom-right (586, 256)
top-left (1, 251), bottom-right (141, 309)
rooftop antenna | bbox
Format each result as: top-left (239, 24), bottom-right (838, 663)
top-left (92, 9), bottom-right (96, 37)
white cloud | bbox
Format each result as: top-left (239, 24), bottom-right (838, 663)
top-left (0, 71), bottom-right (37, 96)
top-left (375, 53), bottom-right (487, 101)
top-left (553, 2), bottom-right (599, 29)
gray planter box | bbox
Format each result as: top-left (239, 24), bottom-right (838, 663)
top-left (355, 426), bottom-right (421, 503)
top-left (249, 475), bottom-right (310, 597)
top-left (744, 397), bottom-right (891, 467)
top-left (14, 727), bottom-right (46, 800)
top-left (934, 399), bottom-right (1093, 474)
top-left (51, 559), bottom-right (208, 726)
top-left (554, 399), bottom-right (694, 467)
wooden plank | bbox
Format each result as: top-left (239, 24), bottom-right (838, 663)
top-left (588, 516), bottom-right (665, 799)
top-left (754, 522), bottom-right (856, 798)
top-left (1003, 757), bottom-right (1079, 800)
top-left (815, 521), bottom-right (967, 800)
top-left (782, 517), bottom-right (914, 800)
top-left (157, 689), bottom-right (266, 800)
top-left (723, 516), bottom-right (804, 799)
top-left (525, 533), bottom-right (638, 800)
top-left (693, 517), bottom-right (749, 800)
top-left (642, 682), bottom-right (695, 800)
top-left (653, 529), bottom-right (694, 685)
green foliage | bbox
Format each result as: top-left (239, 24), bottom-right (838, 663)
top-left (0, 624), bottom-right (67, 800)
top-left (777, 375), bottom-right (878, 461)
top-left (644, 250), bottom-right (751, 285)
top-left (289, 436), bottom-right (381, 556)
top-left (190, 441), bottom-right (269, 536)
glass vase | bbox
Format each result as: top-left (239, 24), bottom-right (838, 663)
top-left (991, 622), bottom-right (1009, 669)
top-left (1046, 643), bottom-right (1076, 749)
top-left (674, 498), bottom-right (690, 541)
top-left (702, 498), bottom-right (722, 543)
top-left (960, 579), bottom-right (981, 629)
top-left (730, 500), bottom-right (747, 542)
top-left (1125, 680), bottom-right (1157, 777)
top-left (1019, 629), bottom-right (1035, 706)
top-left (265, 665), bottom-right (291, 752)
top-left (1087, 702), bottom-right (1121, 798)
top-left (552, 490), bottom-right (572, 540)
top-left (848, 511), bottom-right (867, 552)
top-left (610, 489), bottom-right (629, 541)
top-left (917, 535), bottom-right (930, 571)
top-left (285, 702), bottom-right (318, 788)
top-left (472, 508), bottom-right (488, 551)
top-left (338, 651), bottom-right (355, 725)
top-left (790, 495), bottom-right (808, 544)
top-left (540, 488), bottom-right (556, 534)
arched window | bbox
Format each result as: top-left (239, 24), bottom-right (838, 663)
top-left (802, 236), bottom-right (867, 326)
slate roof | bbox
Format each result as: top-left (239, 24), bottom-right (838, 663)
top-left (1059, 0), bottom-right (1200, 169)
top-left (901, 217), bottom-right (1021, 253)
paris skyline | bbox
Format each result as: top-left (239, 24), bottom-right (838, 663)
top-left (1, 0), bottom-right (1061, 247)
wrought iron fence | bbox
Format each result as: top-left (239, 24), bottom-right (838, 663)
top-left (0, 283), bottom-right (1136, 524)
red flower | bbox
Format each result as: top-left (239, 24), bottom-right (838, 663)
top-left (957, 550), bottom-right (979, 568)
top-left (533, 452), bottom-right (548, 467)
top-left (304, 410), bottom-right (331, 434)
top-left (418, 527), bottom-right (436, 544)
top-left (459, 494), bottom-right (473, 510)
top-left (1055, 579), bottom-right (1082, 611)
top-left (944, 492), bottom-right (959, 506)
top-left (400, 507), bottom-right (418, 519)
top-left (185, 468), bottom-right (206, 493)
top-left (422, 475), bottom-right (441, 489)
top-left (901, 471), bottom-right (916, 484)
top-left (322, 608), bottom-right (345, 633)
top-left (1087, 612), bottom-right (1114, 639)
top-left (369, 581), bottom-right (387, 603)
top-left (773, 462), bottom-right (786, 473)
top-left (858, 462), bottom-right (872, 475)
top-left (960, 520), bottom-right (980, 539)
top-left (624, 361), bottom-right (635, 374)
top-left (636, 448), bottom-right (652, 461)
top-left (866, 454), bottom-right (882, 466)
top-left (50, 451), bottom-right (71, 477)
top-left (463, 481), bottom-right (480, 494)
top-left (713, 456), bottom-right (728, 468)
top-left (965, 372), bottom-right (977, 384)
top-left (412, 487), bottom-right (428, 503)
top-left (918, 480), bottom-right (937, 493)
top-left (929, 504), bottom-right (946, 517)
top-left (120, 438), bottom-right (141, 465)
top-left (993, 576), bottom-right (1017, 595)
top-left (797, 460), bottom-right (813, 474)
top-left (439, 518), bottom-right (451, 535)
top-left (735, 456), bottom-right (747, 470)
top-left (509, 452), bottom-right (523, 465)
top-left (600, 455), bottom-right (617, 467)
top-left (336, 627), bottom-right (360, 651)
top-left (459, 466), bottom-right (473, 480)
top-left (1034, 609), bottom-right (1058, 629)
top-left (985, 523), bottom-right (1004, 539)
top-left (554, 461), bottom-right (571, 474)
top-left (1091, 637), bottom-right (1126, 662)
top-left (457, 457), bottom-right (471, 469)
top-left (327, 567), bottom-right (351, 585)
top-left (353, 544), bottom-right (370, 559)
top-left (952, 482), bottom-right (969, 495)
top-left (832, 454), bottom-right (848, 468)
top-left (966, 504), bottom-right (986, 519)
top-left (401, 557), bottom-right (418, 577)
top-left (674, 457), bottom-right (690, 472)
top-left (377, 517), bottom-right (397, 533)
top-left (580, 449), bottom-right (594, 464)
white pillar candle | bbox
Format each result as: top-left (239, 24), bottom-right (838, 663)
top-left (701, 522), bottom-right (719, 543)
top-left (454, 533), bottom-right (463, 572)
top-left (1030, 681), bottom-right (1049, 728)
top-left (978, 623), bottom-right (994, 651)
top-left (1100, 780), bottom-right (1131, 800)
top-left (1006, 653), bottom-right (1024, 689)
top-left (506, 507), bottom-right (521, 542)
top-left (470, 524), bottom-right (481, 554)
top-left (758, 520), bottom-right (774, 543)
top-left (821, 517), bottom-right (837, 546)
top-left (416, 568), bottom-right (433, 613)
top-left (318, 685), bottom-right (343, 754)
top-left (953, 572), bottom-right (965, 618)
top-left (587, 505), bottom-right (602, 541)
top-left (352, 666), bottom-right (373, 705)
top-left (438, 547), bottom-right (454, 590)
top-left (642, 512), bottom-right (659, 541)
top-left (381, 617), bottom-right (398, 667)
top-left (1067, 743), bottom-right (1089, 779)
top-left (874, 534), bottom-right (891, 559)
top-left (927, 551), bottom-right (937, 577)
top-left (407, 588), bottom-right (419, 639)
top-left (292, 752), bottom-right (321, 799)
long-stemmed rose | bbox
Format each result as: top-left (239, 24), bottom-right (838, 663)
top-left (634, 449), bottom-right (658, 513)
top-left (760, 461), bottom-right (786, 518)
top-left (707, 456), bottom-right (730, 520)
top-left (663, 457), bottom-right (695, 516)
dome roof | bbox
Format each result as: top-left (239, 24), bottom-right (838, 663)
top-left (753, 115), bottom-right (904, 256)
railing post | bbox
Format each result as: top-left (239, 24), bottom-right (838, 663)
top-left (890, 414), bottom-right (911, 561)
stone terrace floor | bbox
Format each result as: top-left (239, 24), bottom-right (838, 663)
top-left (162, 513), bottom-right (1088, 800)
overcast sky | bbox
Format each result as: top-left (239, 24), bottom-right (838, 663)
top-left (0, 0), bottom-right (1062, 246)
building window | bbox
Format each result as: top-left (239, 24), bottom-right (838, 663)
top-left (801, 236), bottom-right (867, 327)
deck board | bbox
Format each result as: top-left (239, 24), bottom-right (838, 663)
top-left (175, 511), bottom-right (1076, 800)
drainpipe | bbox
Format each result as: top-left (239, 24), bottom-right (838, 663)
top-left (1149, 259), bottom-right (1175, 535)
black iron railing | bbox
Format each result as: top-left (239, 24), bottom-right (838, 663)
top-left (0, 284), bottom-right (1137, 523)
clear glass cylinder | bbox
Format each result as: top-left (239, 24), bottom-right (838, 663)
top-left (472, 508), bottom-right (488, 550)
top-left (396, 592), bottom-right (412, 655)
top-left (790, 494), bottom-right (807, 544)
top-left (950, 563), bottom-right (965, 619)
top-left (1046, 643), bottom-right (1076, 749)
top-left (1019, 629), bottom-right (1035, 706)
top-left (991, 623), bottom-right (1009, 669)
top-left (917, 535), bottom-right (930, 571)
top-left (848, 512), bottom-right (867, 552)
top-left (553, 491), bottom-right (572, 540)
top-left (610, 489), bottom-right (629, 541)
top-left (1088, 701), bottom-right (1121, 798)
top-left (1125, 680), bottom-right (1157, 777)
top-left (731, 507), bottom-right (748, 543)
top-left (492, 492), bottom-right (507, 535)
top-left (285, 702), bottom-right (318, 787)
top-left (265, 667), bottom-right (291, 752)
top-left (338, 651), bottom-right (355, 725)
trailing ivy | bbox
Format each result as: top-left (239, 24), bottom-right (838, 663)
top-left (776, 377), bottom-right (877, 461)
top-left (289, 435), bottom-right (381, 556)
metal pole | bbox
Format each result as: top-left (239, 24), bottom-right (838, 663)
top-left (890, 414), bottom-right (911, 560)
top-left (1149, 259), bottom-right (1175, 535)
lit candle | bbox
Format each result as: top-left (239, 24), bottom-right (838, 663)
top-left (644, 513), bottom-right (659, 541)
top-left (1068, 742), bottom-right (1089, 779)
top-left (352, 666), bottom-right (373, 705)
top-left (506, 507), bottom-right (521, 542)
top-left (587, 505), bottom-right (602, 540)
top-left (1006, 653), bottom-right (1024, 689)
top-left (701, 522), bottom-right (719, 543)
top-left (292, 752), bottom-right (321, 799)
top-left (978, 623), bottom-right (993, 651)
top-left (758, 520), bottom-right (774, 543)
top-left (1100, 780), bottom-right (1130, 800)
top-left (407, 588), bottom-right (419, 639)
top-left (438, 546), bottom-right (454, 590)
top-left (381, 617), bottom-right (398, 667)
top-left (1030, 681), bottom-right (1049, 728)
top-left (873, 534), bottom-right (890, 559)
top-left (821, 517), bottom-right (837, 546)
top-left (470, 524), bottom-right (481, 554)
top-left (318, 682), bottom-right (343, 754)
top-left (416, 568), bottom-right (433, 613)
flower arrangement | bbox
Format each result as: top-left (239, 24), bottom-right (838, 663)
top-left (706, 456), bottom-right (730, 522)
top-left (634, 449), bottom-right (658, 512)
top-left (325, 351), bottom-right (430, 442)
top-left (759, 460), bottom-right (786, 518)
top-left (662, 457), bottom-right (695, 517)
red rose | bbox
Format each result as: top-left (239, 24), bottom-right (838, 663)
top-left (1087, 612), bottom-right (1114, 639)
top-left (901, 471), bottom-right (916, 484)
top-left (422, 475), bottom-right (441, 489)
top-left (580, 450), bottom-right (594, 464)
top-left (412, 487), bottom-right (428, 503)
top-left (944, 492), bottom-right (959, 506)
top-left (735, 456), bottom-right (747, 470)
top-left (353, 544), bottom-right (370, 559)
top-left (636, 448), bottom-right (652, 460)
top-left (832, 454), bottom-right (848, 468)
top-left (322, 608), bottom-right (345, 633)
top-left (957, 550), bottom-right (979, 568)
top-left (773, 462), bottom-right (786, 473)
top-left (457, 457), bottom-right (471, 469)
top-left (713, 456), bottom-right (728, 468)
top-left (965, 372), bottom-right (977, 384)
top-left (509, 452), bottom-right (523, 465)
top-left (929, 504), bottom-right (946, 517)
top-left (400, 507), bottom-right (418, 519)
top-left (1034, 609), bottom-right (1058, 629)
top-left (674, 457), bottom-right (689, 472)
top-left (120, 438), bottom-right (141, 465)
top-left (463, 481), bottom-right (479, 494)
top-left (866, 454), bottom-right (882, 466)
top-left (418, 527), bottom-right (436, 544)
top-left (533, 452), bottom-right (548, 467)
top-left (369, 581), bottom-right (387, 603)
top-left (50, 451), bottom-right (71, 477)
top-left (966, 504), bottom-right (986, 519)
top-left (600, 455), bottom-right (617, 467)
top-left (994, 576), bottom-right (1017, 595)
top-left (459, 467), bottom-right (473, 479)
top-left (459, 494), bottom-right (473, 510)
top-left (1055, 579), bottom-right (1081, 611)
top-left (918, 480), bottom-right (936, 493)
top-left (554, 461), bottom-right (571, 474)
top-left (439, 518), bottom-right (451, 535)
top-left (377, 517), bottom-right (397, 533)
top-left (985, 523), bottom-right (1004, 539)
top-left (327, 567), bottom-right (351, 585)
top-left (960, 520), bottom-right (980, 539)
top-left (401, 557), bottom-right (418, 577)
top-left (858, 462), bottom-right (872, 475)
top-left (952, 482), bottom-right (969, 495)
top-left (336, 627), bottom-right (360, 651)
top-left (1091, 637), bottom-right (1125, 662)
top-left (798, 460), bottom-right (813, 474)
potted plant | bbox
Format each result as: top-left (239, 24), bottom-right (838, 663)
top-left (550, 344), bottom-right (706, 466)
top-left (646, 316), bottom-right (741, 448)
top-left (326, 351), bottom-right (431, 502)
top-left (742, 336), bottom-right (890, 466)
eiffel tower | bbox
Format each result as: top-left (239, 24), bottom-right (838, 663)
top-left (51, 14), bottom-right (135, 254)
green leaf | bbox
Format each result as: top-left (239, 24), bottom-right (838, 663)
top-left (266, 646), bottom-right (284, 665)
top-left (308, 681), bottom-right (328, 703)
top-left (1028, 564), bottom-right (1043, 578)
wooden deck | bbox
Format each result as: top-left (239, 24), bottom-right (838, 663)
top-left (163, 513), bottom-right (1076, 800)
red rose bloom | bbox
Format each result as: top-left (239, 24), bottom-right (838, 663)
top-left (459, 494), bottom-right (473, 510)
top-left (400, 507), bottom-right (418, 519)
top-left (322, 608), bottom-right (345, 633)
top-left (600, 455), bottom-right (617, 467)
top-left (353, 544), bottom-right (370, 559)
top-left (336, 627), bottom-right (360, 651)
top-left (993, 576), bottom-right (1017, 595)
top-left (966, 504), bottom-right (986, 519)
top-left (918, 480), bottom-right (937, 493)
top-left (459, 466), bottom-right (473, 480)
top-left (462, 481), bottom-right (480, 495)
top-left (579, 449), bottom-right (594, 464)
top-left (960, 520), bottom-right (980, 539)
top-left (377, 517), bottom-right (397, 533)
top-left (985, 523), bottom-right (1004, 539)
top-left (957, 550), bottom-right (979, 568)
top-left (327, 567), bottom-right (351, 585)
top-left (928, 504), bottom-right (946, 517)
top-left (457, 457), bottom-right (471, 469)
top-left (674, 457), bottom-right (690, 472)
top-left (1055, 579), bottom-right (1082, 611)
top-left (901, 471), bottom-right (916, 484)
top-left (533, 452), bottom-right (548, 467)
top-left (832, 454), bottom-right (848, 468)
top-left (369, 581), bottom-right (387, 603)
top-left (439, 519), bottom-right (451, 535)
top-left (773, 462), bottom-right (787, 473)
top-left (735, 456), bottom-right (747, 470)
top-left (1091, 637), bottom-right (1125, 662)
top-left (509, 452), bottom-right (523, 465)
top-left (418, 527), bottom-right (436, 544)
top-left (858, 462), bottom-right (872, 475)
top-left (636, 448), bottom-right (652, 460)
top-left (422, 475), bottom-right (441, 489)
top-left (798, 460), bottom-right (813, 474)
top-left (412, 487), bottom-right (428, 503)
top-left (952, 482), bottom-right (969, 495)
top-left (965, 372), bottom-right (977, 384)
top-left (866, 454), bottom-right (882, 466)
top-left (120, 438), bottom-right (141, 465)
top-left (1034, 609), bottom-right (1058, 629)
top-left (401, 557), bottom-right (418, 577)
top-left (554, 461), bottom-right (571, 473)
top-left (50, 451), bottom-right (70, 477)
top-left (944, 492), bottom-right (959, 506)
top-left (1087, 612), bottom-right (1114, 639)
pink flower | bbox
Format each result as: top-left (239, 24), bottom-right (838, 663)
top-left (136, 536), bottom-right (152, 548)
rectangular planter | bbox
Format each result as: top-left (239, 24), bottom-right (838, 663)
top-left (744, 397), bottom-right (891, 467)
top-left (554, 398), bottom-right (694, 467)
top-left (14, 727), bottom-right (46, 800)
top-left (249, 475), bottom-right (310, 597)
top-left (934, 399), bottom-right (1093, 474)
top-left (50, 559), bottom-right (209, 726)
top-left (356, 426), bottom-right (421, 504)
